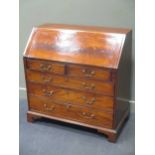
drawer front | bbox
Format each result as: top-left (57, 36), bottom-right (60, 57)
top-left (26, 59), bottom-right (65, 74)
top-left (26, 70), bottom-right (114, 96)
top-left (27, 83), bottom-right (114, 111)
top-left (28, 95), bottom-right (113, 128)
top-left (68, 65), bottom-right (111, 81)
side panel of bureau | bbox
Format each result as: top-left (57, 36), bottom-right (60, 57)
top-left (114, 31), bottom-right (132, 128)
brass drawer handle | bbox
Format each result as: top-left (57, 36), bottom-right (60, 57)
top-left (66, 104), bottom-right (72, 110)
top-left (82, 82), bottom-right (95, 90)
top-left (43, 103), bottom-right (55, 111)
top-left (82, 69), bottom-right (95, 77)
top-left (81, 112), bottom-right (95, 119)
top-left (42, 89), bottom-right (54, 96)
top-left (41, 75), bottom-right (52, 83)
top-left (81, 96), bottom-right (96, 105)
top-left (40, 64), bottom-right (52, 71)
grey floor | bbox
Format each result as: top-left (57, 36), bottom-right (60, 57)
top-left (19, 100), bottom-right (135, 155)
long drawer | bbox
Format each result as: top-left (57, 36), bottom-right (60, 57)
top-left (26, 70), bottom-right (114, 96)
top-left (29, 95), bottom-right (113, 128)
top-left (27, 82), bottom-right (114, 111)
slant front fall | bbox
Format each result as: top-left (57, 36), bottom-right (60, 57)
top-left (25, 24), bottom-right (127, 69)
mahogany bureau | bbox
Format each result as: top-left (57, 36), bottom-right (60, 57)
top-left (23, 24), bottom-right (132, 142)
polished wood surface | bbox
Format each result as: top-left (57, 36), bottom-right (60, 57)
top-left (24, 24), bottom-right (131, 69)
top-left (27, 59), bottom-right (65, 75)
top-left (23, 24), bottom-right (131, 142)
top-left (26, 70), bottom-right (114, 96)
top-left (38, 24), bottom-right (131, 33)
top-left (29, 95), bottom-right (113, 128)
top-left (27, 82), bottom-right (114, 111)
top-left (114, 30), bottom-right (132, 128)
top-left (67, 64), bottom-right (111, 80)
top-left (26, 59), bottom-right (112, 80)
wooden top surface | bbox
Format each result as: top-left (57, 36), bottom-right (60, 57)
top-left (24, 24), bottom-right (131, 69)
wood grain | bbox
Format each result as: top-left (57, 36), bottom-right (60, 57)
top-left (24, 24), bottom-right (131, 69)
top-left (26, 69), bottom-right (114, 96)
top-left (27, 82), bottom-right (114, 111)
top-left (29, 95), bottom-right (113, 128)
top-left (26, 59), bottom-right (65, 75)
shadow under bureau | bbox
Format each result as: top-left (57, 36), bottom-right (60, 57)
top-left (23, 24), bottom-right (132, 142)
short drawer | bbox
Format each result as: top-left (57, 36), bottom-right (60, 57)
top-left (28, 95), bottom-right (113, 128)
top-left (26, 70), bottom-right (114, 96)
top-left (26, 59), bottom-right (65, 75)
top-left (27, 82), bottom-right (114, 111)
top-left (67, 64), bottom-right (111, 81)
